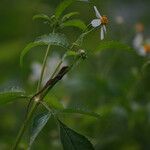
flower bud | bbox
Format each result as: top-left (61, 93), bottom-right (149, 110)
top-left (78, 49), bottom-right (87, 59)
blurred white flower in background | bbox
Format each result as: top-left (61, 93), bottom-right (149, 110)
top-left (133, 33), bottom-right (146, 56)
top-left (115, 15), bottom-right (124, 24)
top-left (132, 23), bottom-right (150, 56)
top-left (91, 6), bottom-right (108, 40)
top-left (29, 54), bottom-right (67, 86)
top-left (29, 62), bottom-right (42, 82)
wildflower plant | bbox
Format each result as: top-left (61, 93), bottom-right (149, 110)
top-left (0, 0), bottom-right (146, 149)
top-left (3, 0), bottom-right (104, 149)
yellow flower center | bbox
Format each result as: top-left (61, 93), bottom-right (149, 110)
top-left (144, 44), bottom-right (150, 53)
top-left (101, 16), bottom-right (108, 25)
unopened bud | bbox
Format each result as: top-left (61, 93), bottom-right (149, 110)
top-left (78, 49), bottom-right (87, 59)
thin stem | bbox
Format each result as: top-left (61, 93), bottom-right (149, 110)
top-left (12, 102), bottom-right (38, 150)
top-left (37, 44), bottom-right (51, 91)
top-left (13, 44), bottom-right (51, 150)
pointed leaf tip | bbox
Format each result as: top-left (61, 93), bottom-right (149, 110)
top-left (59, 120), bottom-right (95, 150)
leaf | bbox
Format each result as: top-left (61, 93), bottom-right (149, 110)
top-left (59, 120), bottom-right (95, 150)
top-left (33, 14), bottom-right (50, 22)
top-left (61, 19), bottom-right (87, 30)
top-left (56, 108), bottom-right (101, 119)
top-left (28, 112), bottom-right (51, 149)
top-left (66, 51), bottom-right (77, 56)
top-left (62, 12), bottom-right (79, 22)
top-left (63, 51), bottom-right (77, 59)
top-left (55, 0), bottom-right (88, 19)
top-left (20, 33), bottom-right (69, 66)
top-left (20, 42), bottom-right (45, 67)
top-left (45, 96), bottom-right (64, 110)
top-left (35, 33), bottom-right (69, 48)
top-left (55, 0), bottom-right (75, 19)
top-left (0, 89), bottom-right (27, 105)
top-left (95, 41), bottom-right (132, 52)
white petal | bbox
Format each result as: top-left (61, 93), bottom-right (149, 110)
top-left (94, 6), bottom-right (102, 19)
top-left (133, 33), bottom-right (143, 49)
top-left (137, 46), bottom-right (146, 57)
top-left (103, 25), bottom-right (107, 33)
top-left (91, 19), bottom-right (101, 27)
top-left (100, 27), bottom-right (104, 40)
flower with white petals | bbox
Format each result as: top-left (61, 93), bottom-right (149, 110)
top-left (133, 33), bottom-right (146, 56)
top-left (133, 32), bottom-right (150, 56)
top-left (91, 6), bottom-right (108, 40)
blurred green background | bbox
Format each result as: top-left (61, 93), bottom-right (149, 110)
top-left (0, 0), bottom-right (150, 149)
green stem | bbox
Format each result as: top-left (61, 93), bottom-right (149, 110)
top-left (12, 102), bottom-right (38, 150)
top-left (13, 44), bottom-right (51, 149)
top-left (37, 44), bottom-right (51, 91)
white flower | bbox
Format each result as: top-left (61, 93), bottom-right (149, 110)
top-left (133, 33), bottom-right (150, 56)
top-left (133, 33), bottom-right (143, 49)
top-left (29, 62), bottom-right (42, 82)
top-left (29, 54), bottom-right (67, 86)
top-left (133, 33), bottom-right (146, 56)
top-left (136, 46), bottom-right (146, 56)
top-left (91, 6), bottom-right (108, 40)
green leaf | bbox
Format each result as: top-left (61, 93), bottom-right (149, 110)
top-left (0, 89), bottom-right (27, 105)
top-left (63, 51), bottom-right (77, 59)
top-left (33, 14), bottom-right (50, 22)
top-left (95, 41), bottom-right (132, 52)
top-left (35, 33), bottom-right (69, 48)
top-left (45, 96), bottom-right (64, 110)
top-left (61, 19), bottom-right (87, 30)
top-left (56, 108), bottom-right (101, 119)
top-left (55, 0), bottom-right (88, 19)
top-left (20, 33), bottom-right (69, 66)
top-left (28, 112), bottom-right (51, 149)
top-left (55, 0), bottom-right (75, 19)
top-left (59, 120), bottom-right (95, 150)
top-left (62, 12), bottom-right (79, 22)
top-left (66, 51), bottom-right (77, 56)
top-left (20, 42), bottom-right (45, 67)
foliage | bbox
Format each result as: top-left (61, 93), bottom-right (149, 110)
top-left (1, 0), bottom-right (150, 150)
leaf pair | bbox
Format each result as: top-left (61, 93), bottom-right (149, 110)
top-left (55, 0), bottom-right (89, 19)
top-left (33, 0), bottom-right (87, 31)
top-left (55, 0), bottom-right (87, 30)
top-left (29, 111), bottom-right (95, 150)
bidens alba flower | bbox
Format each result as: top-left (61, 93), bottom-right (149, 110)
top-left (91, 6), bottom-right (108, 40)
